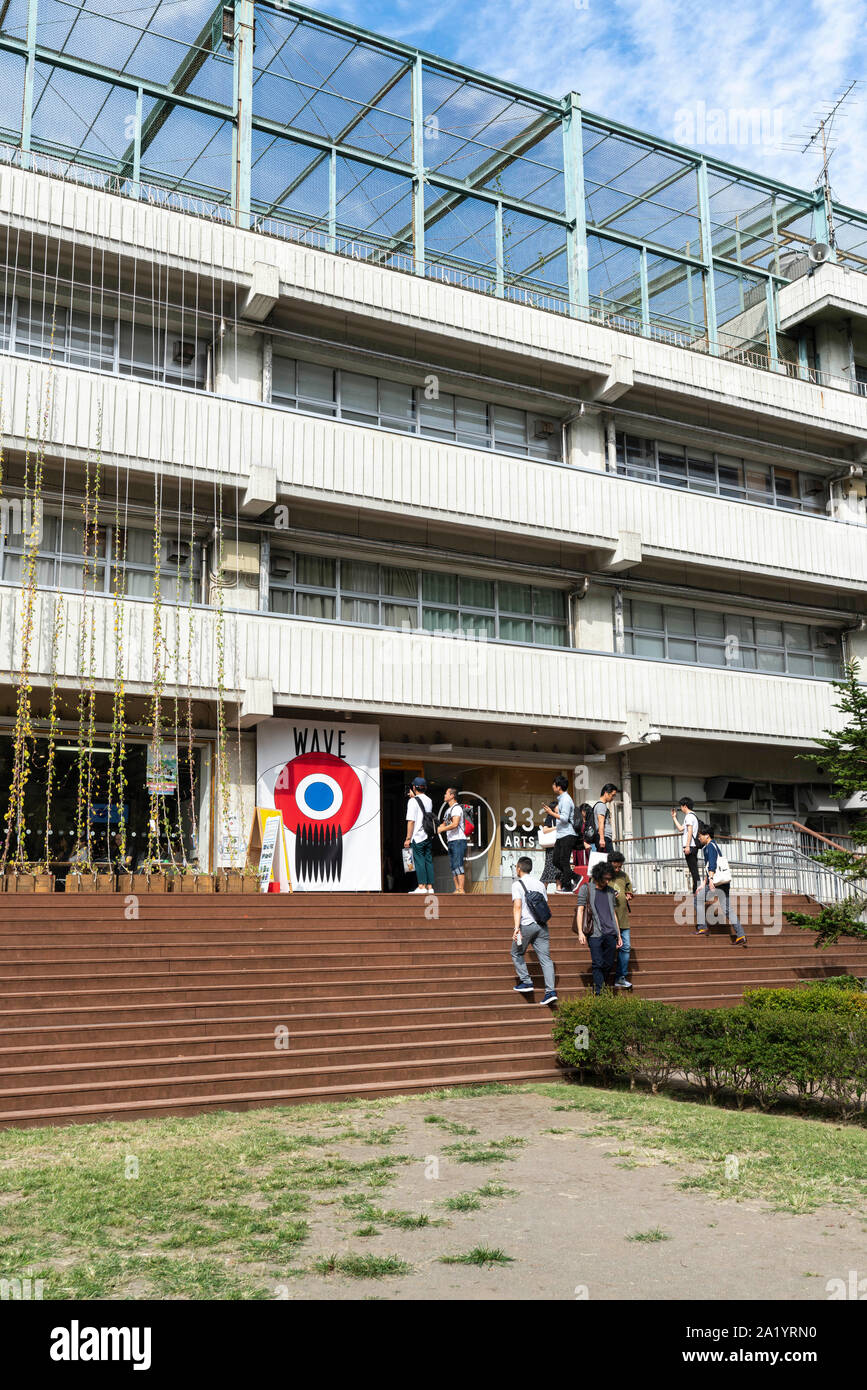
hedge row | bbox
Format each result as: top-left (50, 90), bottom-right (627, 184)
top-left (552, 986), bottom-right (867, 1118)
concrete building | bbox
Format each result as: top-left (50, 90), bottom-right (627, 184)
top-left (0, 1), bottom-right (864, 890)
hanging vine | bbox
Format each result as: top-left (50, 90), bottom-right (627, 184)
top-left (146, 471), bottom-right (165, 872)
top-left (106, 477), bottom-right (128, 871)
top-left (213, 486), bottom-right (235, 868)
top-left (184, 523), bottom-right (199, 866)
top-left (2, 367), bottom-right (51, 873)
top-left (43, 594), bottom-right (64, 870)
top-left (73, 409), bottom-right (103, 873)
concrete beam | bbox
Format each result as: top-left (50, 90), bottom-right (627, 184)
top-left (241, 262), bottom-right (281, 322)
top-left (604, 530), bottom-right (642, 572)
top-left (240, 465), bottom-right (277, 516)
top-left (591, 354), bottom-right (634, 404)
top-left (240, 678), bottom-right (274, 729)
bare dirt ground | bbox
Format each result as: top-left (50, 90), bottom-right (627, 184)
top-left (279, 1090), bottom-right (867, 1301)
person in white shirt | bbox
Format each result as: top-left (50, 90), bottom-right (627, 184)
top-left (404, 777), bottom-right (434, 894)
top-left (671, 797), bottom-right (700, 894)
top-left (437, 786), bottom-right (467, 893)
top-left (510, 856), bottom-right (558, 1005)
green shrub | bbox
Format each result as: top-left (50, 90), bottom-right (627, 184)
top-left (551, 993), bottom-right (867, 1119)
top-left (744, 979), bottom-right (867, 1015)
top-left (785, 900), bottom-right (867, 948)
top-left (553, 993), bottom-right (630, 1081)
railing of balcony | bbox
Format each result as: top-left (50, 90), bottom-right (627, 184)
top-left (1, 140), bottom-right (863, 402)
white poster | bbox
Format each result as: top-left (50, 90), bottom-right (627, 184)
top-left (256, 718), bottom-right (381, 892)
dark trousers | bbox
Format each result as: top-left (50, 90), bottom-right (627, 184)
top-left (684, 849), bottom-right (700, 892)
top-left (553, 834), bottom-right (579, 890)
top-left (588, 933), bottom-right (617, 993)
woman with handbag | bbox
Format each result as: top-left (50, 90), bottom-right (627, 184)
top-left (538, 811), bottom-right (559, 888)
top-left (697, 823), bottom-right (746, 945)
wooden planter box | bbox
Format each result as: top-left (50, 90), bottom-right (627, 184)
top-left (66, 872), bottom-right (116, 893)
top-left (175, 873), bottom-right (216, 894)
top-left (219, 871), bottom-right (244, 893)
top-left (126, 873), bottom-right (169, 893)
top-left (7, 871), bottom-right (54, 893)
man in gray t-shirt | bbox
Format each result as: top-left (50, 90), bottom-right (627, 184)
top-left (573, 861), bottom-right (622, 994)
top-left (541, 775), bottom-right (578, 892)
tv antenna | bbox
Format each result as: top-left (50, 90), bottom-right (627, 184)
top-left (801, 80), bottom-right (857, 250)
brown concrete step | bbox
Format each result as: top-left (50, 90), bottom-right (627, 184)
top-left (0, 1064), bottom-right (572, 1129)
top-left (0, 1043), bottom-right (563, 1113)
top-left (0, 1011), bottom-right (556, 1068)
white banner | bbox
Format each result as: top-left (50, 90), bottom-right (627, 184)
top-left (255, 719), bottom-right (381, 892)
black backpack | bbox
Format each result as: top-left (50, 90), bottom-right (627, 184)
top-left (582, 809), bottom-right (599, 845)
top-left (517, 878), bottom-right (552, 926)
top-left (413, 794), bottom-right (437, 840)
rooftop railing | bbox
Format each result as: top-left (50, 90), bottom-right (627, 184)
top-left (1, 140), bottom-right (863, 402)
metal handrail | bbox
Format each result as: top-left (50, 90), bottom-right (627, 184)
top-left (1, 140), bottom-right (864, 401)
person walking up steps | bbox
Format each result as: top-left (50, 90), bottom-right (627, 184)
top-left (511, 856), bottom-right (558, 1006)
top-left (697, 822), bottom-right (746, 946)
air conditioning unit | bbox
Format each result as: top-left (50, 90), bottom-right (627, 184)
top-left (166, 541), bottom-right (191, 566)
top-left (704, 776), bottom-right (754, 802)
top-left (270, 556), bottom-right (292, 580)
top-left (534, 420), bottom-right (557, 438)
top-left (814, 628), bottom-right (840, 648)
top-left (808, 242), bottom-right (833, 267)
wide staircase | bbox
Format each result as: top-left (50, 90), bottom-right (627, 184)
top-left (0, 891), bottom-right (865, 1128)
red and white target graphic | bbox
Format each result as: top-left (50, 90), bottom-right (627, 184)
top-left (274, 752), bottom-right (363, 883)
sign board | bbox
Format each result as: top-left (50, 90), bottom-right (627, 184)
top-left (246, 808), bottom-right (292, 893)
top-left (256, 719), bottom-right (380, 892)
top-left (146, 744), bottom-right (177, 795)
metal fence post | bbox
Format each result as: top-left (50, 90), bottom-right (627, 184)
top-left (562, 91), bottom-right (588, 318)
top-left (20, 0), bottom-right (39, 156)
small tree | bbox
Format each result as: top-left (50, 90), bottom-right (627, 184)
top-left (788, 661), bottom-right (867, 947)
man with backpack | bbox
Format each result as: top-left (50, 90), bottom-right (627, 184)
top-left (511, 856), bottom-right (558, 1005)
top-left (572, 860), bottom-right (623, 994)
top-left (438, 786), bottom-right (467, 894)
top-left (586, 783), bottom-right (620, 873)
top-left (541, 774), bottom-right (578, 892)
top-left (405, 777), bottom-right (435, 894)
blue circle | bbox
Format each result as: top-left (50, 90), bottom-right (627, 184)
top-left (305, 781), bottom-right (335, 813)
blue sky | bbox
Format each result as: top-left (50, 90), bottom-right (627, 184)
top-left (322, 0), bottom-right (867, 210)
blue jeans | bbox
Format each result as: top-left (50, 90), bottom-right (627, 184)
top-left (447, 839), bottom-right (466, 874)
top-left (616, 926), bottom-right (630, 981)
top-left (588, 933), bottom-right (617, 993)
top-left (411, 837), bottom-right (434, 885)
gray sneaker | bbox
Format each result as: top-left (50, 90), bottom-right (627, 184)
top-left (614, 978), bottom-right (633, 989)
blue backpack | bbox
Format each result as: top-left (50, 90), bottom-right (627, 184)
top-left (517, 878), bottom-right (552, 925)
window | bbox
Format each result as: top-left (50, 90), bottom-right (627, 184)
top-left (616, 431), bottom-right (827, 514)
top-left (623, 598), bottom-right (843, 678)
top-left (268, 552), bottom-right (569, 647)
top-left (269, 355), bottom-right (563, 461)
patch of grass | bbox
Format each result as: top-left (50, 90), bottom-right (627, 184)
top-left (442, 1193), bottom-right (482, 1212)
top-left (441, 1137), bottom-right (527, 1164)
top-left (314, 1253), bottom-right (411, 1278)
top-left (475, 1180), bottom-right (517, 1199)
top-left (340, 1196), bottom-right (443, 1230)
top-left (353, 1225), bottom-right (379, 1237)
top-left (439, 1246), bottom-right (514, 1266)
top-left (626, 1228), bottom-right (672, 1243)
top-left (423, 1115), bottom-right (479, 1136)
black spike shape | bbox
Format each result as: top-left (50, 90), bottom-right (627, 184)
top-left (295, 823), bottom-right (344, 883)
